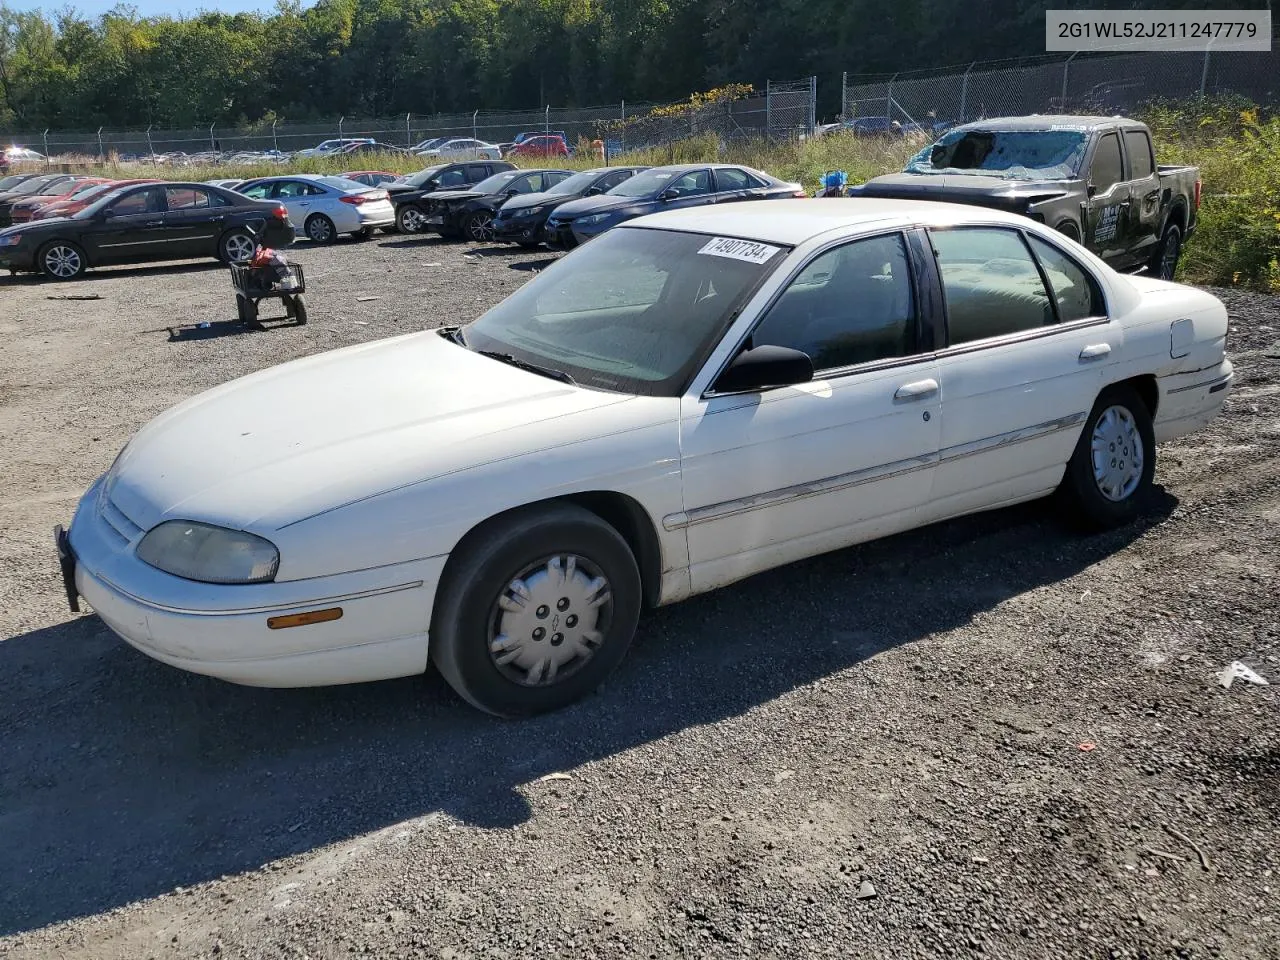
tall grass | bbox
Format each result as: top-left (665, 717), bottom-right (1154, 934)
top-left (13, 100), bottom-right (1279, 291)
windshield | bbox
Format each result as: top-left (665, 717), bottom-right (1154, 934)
top-left (404, 165), bottom-right (446, 187)
top-left (414, 137), bottom-right (448, 150)
top-left (547, 171), bottom-right (597, 195)
top-left (9, 176), bottom-right (58, 196)
top-left (905, 129), bottom-right (1088, 180)
top-left (606, 168), bottom-right (682, 198)
top-left (37, 179), bottom-right (76, 195)
top-left (70, 182), bottom-right (120, 203)
top-left (69, 181), bottom-right (107, 197)
top-left (462, 227), bottom-right (788, 396)
top-left (472, 171), bottom-right (520, 193)
top-left (0, 175), bottom-right (29, 190)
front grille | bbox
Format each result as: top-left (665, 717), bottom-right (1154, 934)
top-left (100, 494), bottom-right (143, 544)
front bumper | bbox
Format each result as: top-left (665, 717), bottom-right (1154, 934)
top-left (544, 220), bottom-right (578, 249)
top-left (60, 477), bottom-right (447, 687)
top-left (0, 245), bottom-right (37, 271)
top-left (493, 214), bottom-right (548, 244)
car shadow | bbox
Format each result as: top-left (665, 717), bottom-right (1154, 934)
top-left (508, 257), bottom-right (559, 273)
top-left (2, 261), bottom-right (223, 285)
top-left (377, 237), bottom-right (450, 250)
top-left (0, 491), bottom-right (1177, 935)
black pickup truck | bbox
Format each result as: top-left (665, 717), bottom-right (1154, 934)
top-left (851, 115), bottom-right (1201, 280)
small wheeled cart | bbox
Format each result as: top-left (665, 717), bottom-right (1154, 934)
top-left (229, 250), bottom-right (307, 327)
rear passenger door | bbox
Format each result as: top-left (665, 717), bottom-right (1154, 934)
top-left (1123, 128), bottom-right (1162, 264)
top-left (1084, 132), bottom-right (1129, 263)
top-left (925, 226), bottom-right (1120, 522)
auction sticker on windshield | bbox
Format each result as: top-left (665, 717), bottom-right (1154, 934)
top-left (698, 237), bottom-right (781, 264)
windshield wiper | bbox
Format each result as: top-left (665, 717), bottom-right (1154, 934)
top-left (478, 350), bottom-right (576, 385)
top-left (439, 324), bottom-right (468, 346)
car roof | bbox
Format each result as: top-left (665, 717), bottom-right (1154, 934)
top-left (626, 198), bottom-right (1041, 245)
top-left (948, 115), bottom-right (1139, 132)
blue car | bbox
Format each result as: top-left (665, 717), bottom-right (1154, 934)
top-left (544, 163), bottom-right (803, 248)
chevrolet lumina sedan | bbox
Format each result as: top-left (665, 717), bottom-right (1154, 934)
top-left (58, 200), bottom-right (1231, 716)
top-left (544, 163), bottom-right (804, 248)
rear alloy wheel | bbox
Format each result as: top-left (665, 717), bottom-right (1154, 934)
top-left (305, 215), bottom-right (337, 245)
top-left (220, 230), bottom-right (255, 264)
top-left (40, 242), bottom-right (86, 280)
top-left (396, 205), bottom-right (427, 234)
top-left (1059, 384), bottom-right (1156, 530)
top-left (430, 503), bottom-right (642, 717)
top-left (464, 210), bottom-right (496, 243)
top-left (1152, 222), bottom-right (1183, 281)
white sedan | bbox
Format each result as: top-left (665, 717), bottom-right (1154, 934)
top-left (415, 138), bottom-right (503, 161)
top-left (236, 174), bottom-right (395, 243)
top-left (57, 200), bottom-right (1232, 716)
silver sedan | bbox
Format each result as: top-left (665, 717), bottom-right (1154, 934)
top-left (235, 175), bottom-right (396, 243)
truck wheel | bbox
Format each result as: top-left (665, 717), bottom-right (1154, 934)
top-left (1055, 221), bottom-right (1081, 243)
top-left (1150, 222), bottom-right (1183, 281)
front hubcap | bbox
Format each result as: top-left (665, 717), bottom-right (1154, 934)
top-left (1090, 405), bottom-right (1144, 502)
top-left (225, 234), bottom-right (254, 262)
top-left (45, 246), bottom-right (81, 278)
top-left (308, 218), bottom-right (332, 242)
top-left (400, 209), bottom-right (425, 232)
top-left (469, 214), bottom-right (494, 242)
top-left (1160, 232), bottom-right (1180, 280)
top-left (487, 554), bottom-right (612, 687)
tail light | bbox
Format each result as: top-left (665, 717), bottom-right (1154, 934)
top-left (792, 189), bottom-right (807, 198)
top-left (1194, 179), bottom-right (1202, 210)
top-left (340, 194), bottom-right (368, 205)
top-left (272, 204), bottom-right (287, 220)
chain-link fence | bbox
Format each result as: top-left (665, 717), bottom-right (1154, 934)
top-left (2, 80), bottom-right (817, 163)
top-left (840, 49), bottom-right (1280, 134)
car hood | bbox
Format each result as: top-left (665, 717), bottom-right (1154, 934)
top-left (501, 190), bottom-right (576, 213)
top-left (105, 331), bottom-right (636, 534)
top-left (429, 189), bottom-right (485, 203)
top-left (0, 217), bottom-right (73, 238)
top-left (854, 172), bottom-right (1073, 209)
top-left (550, 195), bottom-right (643, 220)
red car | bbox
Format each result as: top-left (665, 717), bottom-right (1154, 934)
top-left (508, 135), bottom-right (570, 159)
top-left (11, 177), bottom-right (112, 223)
top-left (31, 178), bottom-right (159, 221)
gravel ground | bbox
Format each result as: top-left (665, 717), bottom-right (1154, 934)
top-left (0, 237), bottom-right (1277, 960)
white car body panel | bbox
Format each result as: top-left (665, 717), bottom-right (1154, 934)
top-left (66, 199), bottom-right (1231, 688)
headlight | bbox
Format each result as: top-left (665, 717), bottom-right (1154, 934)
top-left (521, 205), bottom-right (545, 216)
top-left (578, 213), bottom-right (612, 226)
top-left (136, 520), bottom-right (280, 584)
top-left (0, 234), bottom-right (22, 247)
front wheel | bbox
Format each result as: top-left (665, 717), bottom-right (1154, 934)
top-left (1151, 221), bottom-right (1183, 281)
top-left (464, 210), bottom-right (496, 243)
top-left (305, 215), bottom-right (337, 245)
top-left (430, 503), bottom-right (642, 717)
top-left (39, 241), bottom-right (87, 280)
top-left (396, 205), bottom-right (427, 234)
top-left (1059, 385), bottom-right (1156, 530)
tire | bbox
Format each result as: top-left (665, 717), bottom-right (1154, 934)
top-left (396, 205), bottom-right (427, 234)
top-left (430, 503), bottom-right (642, 718)
top-left (219, 230), bottom-right (255, 265)
top-left (292, 293), bottom-right (308, 325)
top-left (1059, 384), bottom-right (1156, 530)
top-left (1150, 221), bottom-right (1183, 282)
top-left (1055, 221), bottom-right (1081, 243)
top-left (38, 241), bottom-right (87, 280)
top-left (305, 214), bottom-right (337, 245)
top-left (354, 227), bottom-right (374, 240)
top-left (464, 210), bottom-right (496, 243)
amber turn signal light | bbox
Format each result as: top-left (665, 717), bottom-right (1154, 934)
top-left (267, 607), bottom-right (343, 630)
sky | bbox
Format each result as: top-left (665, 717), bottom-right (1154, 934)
top-left (7, 0), bottom-right (290, 17)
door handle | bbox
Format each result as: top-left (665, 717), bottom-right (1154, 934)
top-left (210, 215), bottom-right (225, 222)
top-left (894, 378), bottom-right (939, 401)
top-left (143, 220), bottom-right (164, 227)
top-left (298, 202), bottom-right (310, 207)
top-left (1144, 190), bottom-right (1160, 203)
top-left (1079, 343), bottom-right (1112, 361)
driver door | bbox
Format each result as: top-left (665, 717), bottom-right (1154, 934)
top-left (660, 169), bottom-right (716, 211)
top-left (677, 231), bottom-right (942, 591)
top-left (1084, 132), bottom-right (1129, 264)
top-left (78, 185), bottom-right (173, 263)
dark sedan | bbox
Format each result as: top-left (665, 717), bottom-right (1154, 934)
top-left (544, 164), bottom-right (804, 248)
top-left (389, 160), bottom-right (517, 233)
top-left (419, 168), bottom-right (573, 241)
top-left (492, 166), bottom-right (648, 248)
top-left (0, 181), bottom-right (294, 280)
top-left (0, 174), bottom-right (89, 227)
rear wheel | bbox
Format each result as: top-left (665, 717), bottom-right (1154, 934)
top-left (1059, 385), bottom-right (1156, 530)
top-left (464, 210), bottom-right (496, 243)
top-left (430, 503), bottom-right (642, 717)
top-left (219, 230), bottom-right (255, 265)
top-left (1151, 221), bottom-right (1183, 281)
top-left (305, 214), bottom-right (337, 244)
top-left (39, 241), bottom-right (86, 280)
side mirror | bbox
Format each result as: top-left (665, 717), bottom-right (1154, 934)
top-left (97, 207), bottom-right (114, 220)
top-left (586, 186), bottom-right (603, 196)
top-left (659, 188), bottom-right (679, 202)
top-left (714, 345), bottom-right (814, 393)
